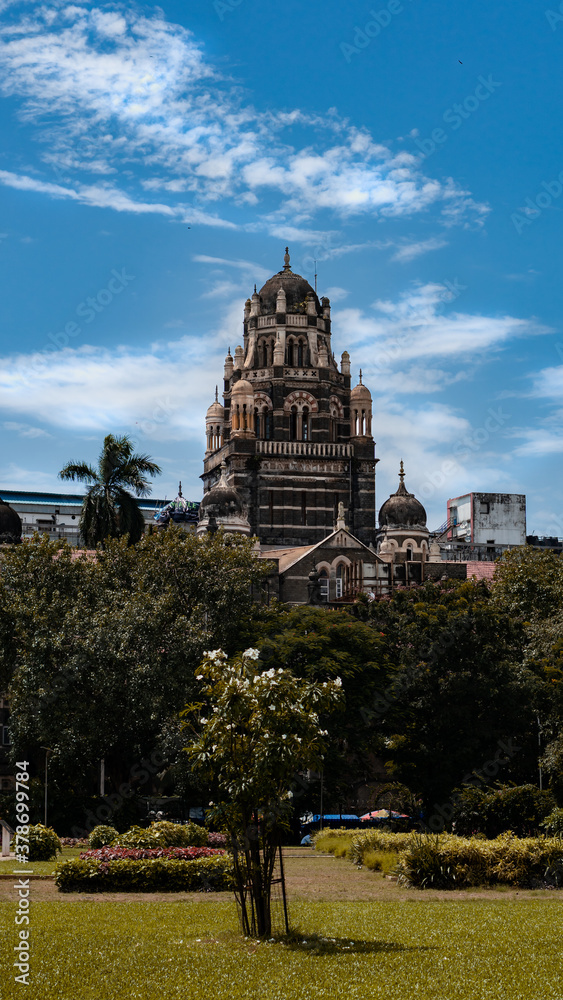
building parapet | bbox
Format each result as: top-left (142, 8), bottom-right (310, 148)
top-left (256, 440), bottom-right (352, 458)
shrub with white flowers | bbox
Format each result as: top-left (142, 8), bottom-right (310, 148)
top-left (182, 646), bottom-right (343, 938)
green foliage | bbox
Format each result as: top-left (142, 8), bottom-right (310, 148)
top-left (87, 825), bottom-right (118, 849)
top-left (355, 579), bottom-right (539, 808)
top-left (243, 605), bottom-right (389, 805)
top-left (54, 854), bottom-right (234, 892)
top-left (112, 821), bottom-right (208, 848)
top-left (16, 823), bottom-right (62, 861)
top-left (540, 807), bottom-right (563, 836)
top-left (59, 433), bottom-right (162, 546)
top-left (492, 546), bottom-right (563, 622)
top-left (395, 832), bottom-right (563, 889)
top-left (0, 529), bottom-right (270, 824)
top-left (451, 784), bottom-right (555, 838)
top-left (348, 829), bottom-right (414, 863)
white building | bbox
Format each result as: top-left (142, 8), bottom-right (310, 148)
top-left (0, 489), bottom-right (188, 546)
top-left (447, 493), bottom-right (526, 547)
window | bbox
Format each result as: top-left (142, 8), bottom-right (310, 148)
top-left (302, 406), bottom-right (309, 441)
top-left (290, 406), bottom-right (298, 440)
top-left (319, 570), bottom-right (329, 602)
top-left (2, 725), bottom-right (11, 746)
top-left (269, 491), bottom-right (274, 527)
top-left (255, 409), bottom-right (261, 438)
top-left (480, 502), bottom-right (490, 514)
top-left (406, 547), bottom-right (413, 561)
top-left (265, 410), bottom-right (272, 440)
top-left (298, 340), bottom-right (304, 366)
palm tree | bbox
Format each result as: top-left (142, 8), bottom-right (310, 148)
top-left (59, 434), bottom-right (162, 546)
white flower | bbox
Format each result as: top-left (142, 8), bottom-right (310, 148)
top-left (196, 675), bottom-right (204, 680)
top-left (243, 648), bottom-right (260, 660)
top-left (334, 677), bottom-right (343, 688)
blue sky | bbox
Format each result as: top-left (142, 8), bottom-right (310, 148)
top-left (0, 0), bottom-right (562, 533)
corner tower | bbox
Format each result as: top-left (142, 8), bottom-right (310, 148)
top-left (200, 249), bottom-right (377, 547)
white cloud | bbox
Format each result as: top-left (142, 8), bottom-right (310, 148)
top-left (0, 2), bottom-right (488, 227)
top-left (391, 237), bottom-right (448, 262)
top-left (3, 421), bottom-right (51, 438)
top-left (335, 282), bottom-right (550, 367)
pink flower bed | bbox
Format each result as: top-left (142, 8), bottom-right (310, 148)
top-left (80, 846), bottom-right (226, 861)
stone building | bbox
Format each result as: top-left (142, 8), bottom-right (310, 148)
top-left (200, 249), bottom-right (377, 550)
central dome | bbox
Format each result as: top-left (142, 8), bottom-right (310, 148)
top-left (258, 247), bottom-right (320, 314)
top-left (378, 462), bottom-right (427, 529)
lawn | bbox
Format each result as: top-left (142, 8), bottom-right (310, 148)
top-left (0, 849), bottom-right (562, 999)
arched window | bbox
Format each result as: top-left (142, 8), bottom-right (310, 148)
top-left (319, 570), bottom-right (329, 602)
top-left (335, 564), bottom-right (345, 599)
top-left (286, 340), bottom-right (294, 366)
top-left (297, 340), bottom-right (304, 367)
top-left (255, 408), bottom-right (261, 439)
top-left (406, 546), bottom-right (413, 561)
top-left (302, 406), bottom-right (309, 441)
top-left (290, 406), bottom-right (298, 440)
top-left (264, 408), bottom-right (272, 440)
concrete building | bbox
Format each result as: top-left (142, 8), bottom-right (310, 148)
top-left (447, 493), bottom-right (526, 547)
top-left (0, 489), bottom-right (196, 546)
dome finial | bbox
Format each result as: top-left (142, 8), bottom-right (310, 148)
top-left (254, 284), bottom-right (257, 294)
top-left (215, 385), bottom-right (218, 403)
top-left (283, 246), bottom-right (291, 272)
top-left (399, 459), bottom-right (405, 484)
top-left (359, 368), bottom-right (363, 385)
top-left (178, 481), bottom-right (183, 496)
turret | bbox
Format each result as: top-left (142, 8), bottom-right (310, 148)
top-left (205, 387), bottom-right (224, 454)
top-left (230, 378), bottom-right (255, 436)
top-left (350, 370), bottom-right (372, 438)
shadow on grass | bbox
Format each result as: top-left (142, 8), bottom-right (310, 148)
top-left (273, 930), bottom-right (433, 955)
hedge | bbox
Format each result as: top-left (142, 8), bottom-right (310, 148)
top-left (55, 854), bottom-right (234, 893)
top-left (111, 821), bottom-right (208, 849)
top-left (395, 833), bottom-right (563, 889)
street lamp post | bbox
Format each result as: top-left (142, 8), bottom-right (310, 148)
top-left (40, 747), bottom-right (52, 827)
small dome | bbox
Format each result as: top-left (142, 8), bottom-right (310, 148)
top-left (379, 462), bottom-right (427, 528)
top-left (258, 248), bottom-right (319, 314)
top-left (0, 496), bottom-right (22, 543)
top-left (351, 382), bottom-right (372, 401)
top-left (231, 379), bottom-right (254, 397)
top-left (200, 464), bottom-right (244, 519)
top-left (206, 401), bottom-right (224, 418)
top-left (351, 370), bottom-right (371, 401)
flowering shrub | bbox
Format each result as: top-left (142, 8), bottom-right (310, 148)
top-left (55, 855), bottom-right (234, 893)
top-left (60, 837), bottom-right (89, 848)
top-left (207, 831), bottom-right (227, 848)
top-left (80, 846), bottom-right (225, 861)
top-left (111, 821), bottom-right (208, 849)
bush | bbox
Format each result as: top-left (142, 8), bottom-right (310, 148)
top-left (540, 807), bottom-right (563, 837)
top-left (349, 830), bottom-right (414, 865)
top-left (55, 855), bottom-right (234, 893)
top-left (361, 850), bottom-right (397, 874)
top-left (395, 832), bottom-right (563, 889)
top-left (112, 821), bottom-right (208, 849)
top-left (451, 784), bottom-right (555, 838)
top-left (14, 824), bottom-right (62, 862)
top-left (88, 825), bottom-right (118, 849)
top-left (79, 846), bottom-right (224, 861)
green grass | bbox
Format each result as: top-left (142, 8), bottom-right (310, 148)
top-left (1, 899), bottom-right (563, 999)
top-left (2, 847), bottom-right (84, 877)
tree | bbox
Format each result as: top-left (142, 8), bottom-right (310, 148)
top-left (355, 580), bottom-right (541, 812)
top-left (238, 605), bottom-right (389, 811)
top-left (184, 647), bottom-right (343, 938)
top-left (0, 529), bottom-right (272, 830)
top-left (492, 546), bottom-right (563, 622)
top-left (59, 433), bottom-right (161, 546)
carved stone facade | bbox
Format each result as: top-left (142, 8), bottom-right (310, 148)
top-left (201, 249), bottom-right (377, 548)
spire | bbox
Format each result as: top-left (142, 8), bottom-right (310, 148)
top-left (283, 246), bottom-right (291, 272)
top-left (254, 284), bottom-right (257, 293)
top-left (178, 481), bottom-right (183, 496)
top-left (359, 368), bottom-right (363, 385)
top-left (399, 459), bottom-right (405, 484)
top-left (215, 385), bottom-right (218, 403)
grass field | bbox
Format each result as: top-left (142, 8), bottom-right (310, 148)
top-left (1, 848), bottom-right (562, 999)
